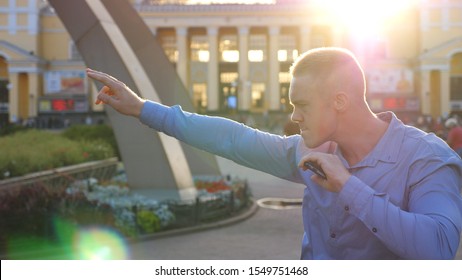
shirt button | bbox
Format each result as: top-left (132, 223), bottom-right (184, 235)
top-left (330, 233), bottom-right (336, 238)
top-left (344, 206), bottom-right (350, 211)
top-left (372, 227), bottom-right (378, 233)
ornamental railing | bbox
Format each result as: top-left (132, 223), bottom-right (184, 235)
top-left (0, 158), bottom-right (119, 191)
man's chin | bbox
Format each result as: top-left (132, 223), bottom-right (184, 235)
top-left (302, 135), bottom-right (327, 149)
top-left (302, 136), bottom-right (317, 149)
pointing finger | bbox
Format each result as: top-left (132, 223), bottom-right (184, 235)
top-left (86, 68), bottom-right (120, 87)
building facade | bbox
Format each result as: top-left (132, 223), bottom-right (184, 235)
top-left (0, 0), bottom-right (461, 128)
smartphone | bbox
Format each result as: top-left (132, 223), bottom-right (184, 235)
top-left (304, 161), bottom-right (327, 180)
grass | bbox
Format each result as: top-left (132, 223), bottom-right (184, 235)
top-left (0, 129), bottom-right (115, 180)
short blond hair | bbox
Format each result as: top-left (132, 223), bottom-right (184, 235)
top-left (290, 47), bottom-right (366, 96)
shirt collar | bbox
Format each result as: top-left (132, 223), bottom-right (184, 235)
top-left (336, 111), bottom-right (405, 168)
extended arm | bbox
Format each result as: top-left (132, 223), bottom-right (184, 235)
top-left (87, 68), bottom-right (303, 182)
top-left (140, 100), bottom-right (303, 182)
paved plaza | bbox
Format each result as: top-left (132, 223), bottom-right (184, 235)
top-left (128, 156), bottom-right (462, 260)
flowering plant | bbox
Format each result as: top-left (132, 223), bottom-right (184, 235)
top-left (65, 177), bottom-right (175, 237)
top-left (0, 171), bottom-right (250, 252)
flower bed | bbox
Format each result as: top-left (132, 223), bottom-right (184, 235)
top-left (0, 172), bottom-right (251, 259)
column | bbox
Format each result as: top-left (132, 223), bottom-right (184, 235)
top-left (299, 26), bottom-right (311, 53)
top-left (28, 72), bottom-right (39, 118)
top-left (207, 26), bottom-right (219, 111)
top-left (238, 26), bottom-right (250, 111)
top-left (176, 27), bottom-right (188, 88)
top-left (8, 72), bottom-right (18, 123)
top-left (420, 70), bottom-right (431, 115)
top-left (268, 26), bottom-right (280, 111)
top-left (440, 69), bottom-right (451, 117)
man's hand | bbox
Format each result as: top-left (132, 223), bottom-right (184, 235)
top-left (299, 152), bottom-right (351, 193)
top-left (87, 68), bottom-right (145, 118)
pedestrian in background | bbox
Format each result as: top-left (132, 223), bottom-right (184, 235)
top-left (445, 117), bottom-right (462, 157)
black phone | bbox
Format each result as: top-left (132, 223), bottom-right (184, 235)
top-left (304, 161), bottom-right (327, 180)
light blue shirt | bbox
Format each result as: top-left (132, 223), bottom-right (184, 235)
top-left (140, 100), bottom-right (462, 259)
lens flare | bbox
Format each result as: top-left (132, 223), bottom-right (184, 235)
top-left (72, 227), bottom-right (129, 260)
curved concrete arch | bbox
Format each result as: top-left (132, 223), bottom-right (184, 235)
top-left (48, 0), bottom-right (221, 201)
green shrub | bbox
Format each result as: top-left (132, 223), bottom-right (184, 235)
top-left (0, 124), bottom-right (29, 136)
top-left (136, 210), bottom-right (161, 234)
top-left (62, 124), bottom-right (120, 159)
top-left (0, 129), bottom-right (115, 180)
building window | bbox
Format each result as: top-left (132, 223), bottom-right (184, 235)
top-left (160, 35), bottom-right (178, 63)
top-left (220, 72), bottom-right (238, 112)
top-left (450, 53), bottom-right (462, 100)
top-left (191, 36), bottom-right (209, 62)
top-left (448, 6), bottom-right (461, 25)
top-left (192, 83), bottom-right (207, 112)
top-left (279, 72), bottom-right (291, 84)
top-left (451, 77), bottom-right (462, 100)
top-left (279, 72), bottom-right (292, 112)
top-left (249, 34), bottom-right (266, 62)
top-left (278, 35), bottom-right (298, 62)
top-left (280, 84), bottom-right (290, 112)
top-left (220, 72), bottom-right (238, 83)
top-left (428, 7), bottom-right (441, 24)
top-left (251, 83), bottom-right (265, 109)
top-left (220, 35), bottom-right (239, 62)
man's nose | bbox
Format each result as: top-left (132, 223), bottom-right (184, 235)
top-left (291, 110), bottom-right (301, 123)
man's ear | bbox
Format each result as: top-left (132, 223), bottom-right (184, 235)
top-left (333, 92), bottom-right (349, 112)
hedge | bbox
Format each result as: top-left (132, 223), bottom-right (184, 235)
top-left (0, 129), bottom-right (115, 180)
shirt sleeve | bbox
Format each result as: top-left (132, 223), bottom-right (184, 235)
top-left (338, 159), bottom-right (462, 259)
top-left (139, 100), bottom-right (303, 183)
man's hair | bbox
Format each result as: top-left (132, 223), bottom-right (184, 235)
top-left (290, 47), bottom-right (366, 97)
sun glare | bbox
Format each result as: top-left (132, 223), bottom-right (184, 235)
top-left (313, 0), bottom-right (417, 37)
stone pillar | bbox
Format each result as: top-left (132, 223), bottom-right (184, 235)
top-left (28, 72), bottom-right (39, 118)
top-left (440, 69), bottom-right (451, 116)
top-left (238, 26), bottom-right (250, 111)
top-left (176, 26), bottom-right (188, 88)
top-left (268, 26), bottom-right (280, 111)
top-left (420, 70), bottom-right (431, 115)
top-left (207, 26), bottom-right (219, 111)
top-left (7, 72), bottom-right (18, 123)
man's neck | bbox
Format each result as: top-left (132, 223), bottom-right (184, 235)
top-left (337, 114), bottom-right (390, 167)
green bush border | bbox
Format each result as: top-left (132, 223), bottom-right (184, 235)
top-left (0, 128), bottom-right (116, 180)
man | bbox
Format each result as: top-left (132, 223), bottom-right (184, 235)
top-left (87, 47), bottom-right (462, 259)
top-left (445, 117), bottom-right (462, 157)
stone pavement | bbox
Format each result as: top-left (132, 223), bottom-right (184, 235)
top-left (128, 156), bottom-right (462, 260)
